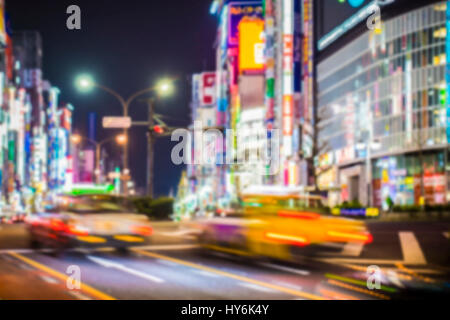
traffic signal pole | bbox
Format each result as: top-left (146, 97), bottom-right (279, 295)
top-left (146, 98), bottom-right (155, 198)
top-left (135, 98), bottom-right (179, 198)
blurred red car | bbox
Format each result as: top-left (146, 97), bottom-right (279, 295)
top-left (27, 194), bottom-right (153, 253)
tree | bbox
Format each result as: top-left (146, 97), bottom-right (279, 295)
top-left (302, 103), bottom-right (332, 194)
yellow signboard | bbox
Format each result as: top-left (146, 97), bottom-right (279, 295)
top-left (238, 18), bottom-right (264, 72)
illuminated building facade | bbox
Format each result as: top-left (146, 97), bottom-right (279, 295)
top-left (0, 12), bottom-right (75, 212)
top-left (317, 0), bottom-right (450, 207)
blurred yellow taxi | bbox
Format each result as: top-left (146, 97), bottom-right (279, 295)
top-left (198, 192), bottom-right (372, 262)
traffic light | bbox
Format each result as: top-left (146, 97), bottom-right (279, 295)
top-left (151, 125), bottom-right (164, 134)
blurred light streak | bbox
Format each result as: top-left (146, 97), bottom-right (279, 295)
top-left (326, 231), bottom-right (373, 243)
top-left (264, 232), bottom-right (309, 246)
top-left (277, 210), bottom-right (320, 220)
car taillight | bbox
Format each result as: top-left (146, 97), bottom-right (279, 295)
top-left (51, 218), bottom-right (89, 236)
top-left (131, 225), bottom-right (153, 236)
top-left (67, 224), bottom-right (90, 236)
top-left (277, 210), bottom-right (320, 220)
top-left (50, 219), bottom-right (66, 232)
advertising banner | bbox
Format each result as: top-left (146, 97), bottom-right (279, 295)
top-left (238, 18), bottom-right (265, 72)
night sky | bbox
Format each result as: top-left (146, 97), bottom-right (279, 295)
top-left (5, 0), bottom-right (363, 196)
top-left (5, 0), bottom-right (217, 196)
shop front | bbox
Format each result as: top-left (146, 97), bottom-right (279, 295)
top-left (372, 151), bottom-right (447, 207)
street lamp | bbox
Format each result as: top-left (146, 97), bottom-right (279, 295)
top-left (71, 134), bottom-right (127, 185)
top-left (74, 74), bottom-right (175, 195)
top-left (116, 133), bottom-right (127, 145)
top-left (75, 74), bottom-right (95, 92)
top-left (71, 134), bottom-right (82, 145)
top-left (156, 78), bottom-right (174, 97)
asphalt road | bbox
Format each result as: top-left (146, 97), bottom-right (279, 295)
top-left (0, 221), bottom-right (449, 300)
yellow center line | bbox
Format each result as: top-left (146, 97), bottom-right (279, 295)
top-left (9, 252), bottom-right (116, 300)
top-left (395, 263), bottom-right (436, 284)
top-left (133, 249), bottom-right (325, 300)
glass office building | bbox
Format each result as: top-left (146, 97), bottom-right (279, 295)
top-left (317, 1), bottom-right (449, 207)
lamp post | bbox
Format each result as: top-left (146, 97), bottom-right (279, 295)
top-left (75, 75), bottom-right (174, 196)
top-left (357, 136), bottom-right (381, 207)
top-left (71, 134), bottom-right (127, 184)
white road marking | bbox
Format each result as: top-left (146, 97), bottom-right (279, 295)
top-left (68, 291), bottom-right (92, 300)
top-left (239, 282), bottom-right (277, 293)
top-left (320, 231), bottom-right (428, 266)
top-left (258, 262), bottom-right (310, 276)
top-left (317, 242), bottom-right (364, 257)
top-left (87, 255), bottom-right (165, 283)
top-left (192, 269), bottom-right (221, 278)
top-left (17, 263), bottom-right (34, 271)
top-left (341, 242), bottom-right (364, 257)
top-left (272, 282), bottom-right (303, 291)
top-left (0, 248), bottom-right (39, 254)
top-left (398, 231), bottom-right (426, 265)
top-left (39, 275), bottom-right (59, 284)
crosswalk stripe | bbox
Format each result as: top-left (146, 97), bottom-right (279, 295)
top-left (340, 242), bottom-right (364, 257)
top-left (398, 232), bottom-right (426, 265)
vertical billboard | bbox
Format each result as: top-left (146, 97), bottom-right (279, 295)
top-left (301, 0), bottom-right (314, 158)
top-left (238, 17), bottom-right (265, 73)
top-left (293, 0), bottom-right (302, 93)
top-left (282, 0), bottom-right (294, 157)
top-left (228, 1), bottom-right (263, 87)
